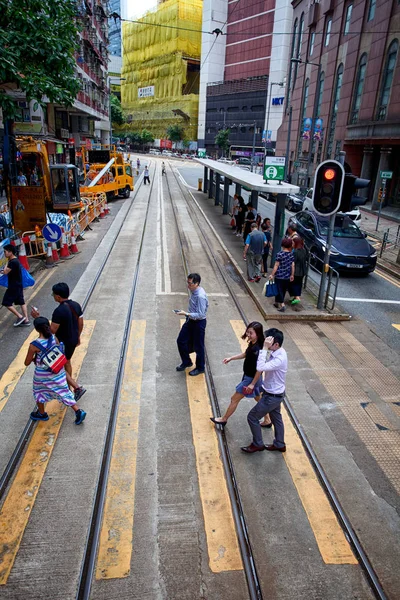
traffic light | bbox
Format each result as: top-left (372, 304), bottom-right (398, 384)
top-left (312, 160), bottom-right (345, 216)
top-left (339, 173), bottom-right (370, 212)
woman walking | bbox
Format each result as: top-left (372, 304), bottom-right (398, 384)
top-left (269, 237), bottom-right (295, 312)
top-left (235, 196), bottom-right (246, 236)
top-left (210, 322), bottom-right (265, 427)
top-left (290, 237), bottom-right (308, 305)
top-left (24, 317), bottom-right (87, 424)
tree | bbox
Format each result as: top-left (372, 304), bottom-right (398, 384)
top-left (140, 129), bottom-right (154, 144)
top-left (166, 124), bottom-right (185, 143)
top-left (121, 130), bottom-right (154, 147)
top-left (0, 0), bottom-right (81, 119)
top-left (215, 128), bottom-right (230, 157)
top-left (110, 95), bottom-right (125, 126)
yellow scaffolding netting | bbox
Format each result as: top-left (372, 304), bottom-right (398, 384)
top-left (120, 0), bottom-right (202, 140)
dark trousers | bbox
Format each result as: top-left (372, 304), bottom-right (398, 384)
top-left (177, 318), bottom-right (206, 370)
top-left (262, 250), bottom-right (269, 273)
top-left (247, 391), bottom-right (285, 448)
top-left (275, 277), bottom-right (291, 303)
top-left (144, 176), bottom-right (150, 184)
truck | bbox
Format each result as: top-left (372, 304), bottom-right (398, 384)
top-left (80, 147), bottom-right (134, 200)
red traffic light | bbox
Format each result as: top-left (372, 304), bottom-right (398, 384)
top-left (324, 168), bottom-right (335, 180)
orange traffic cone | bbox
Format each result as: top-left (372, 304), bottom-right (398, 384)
top-left (104, 200), bottom-right (109, 215)
top-left (51, 242), bottom-right (60, 262)
top-left (70, 231), bottom-right (79, 254)
top-left (18, 238), bottom-right (30, 271)
top-left (60, 228), bottom-right (71, 258)
top-left (99, 205), bottom-right (105, 219)
top-left (45, 243), bottom-right (54, 268)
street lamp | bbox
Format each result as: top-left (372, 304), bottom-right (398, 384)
top-left (291, 58), bottom-right (322, 187)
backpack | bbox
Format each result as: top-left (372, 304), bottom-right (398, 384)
top-left (32, 337), bottom-right (67, 374)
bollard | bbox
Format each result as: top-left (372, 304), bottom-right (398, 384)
top-left (198, 178), bottom-right (203, 191)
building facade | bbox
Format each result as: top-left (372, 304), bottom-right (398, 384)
top-left (198, 0), bottom-right (292, 157)
top-left (276, 0), bottom-right (400, 209)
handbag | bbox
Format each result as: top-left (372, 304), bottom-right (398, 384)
top-left (265, 279), bottom-right (278, 297)
top-left (0, 266), bottom-right (35, 288)
top-left (230, 216), bottom-right (236, 227)
top-left (32, 338), bottom-right (67, 374)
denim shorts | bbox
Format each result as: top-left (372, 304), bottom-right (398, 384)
top-left (236, 375), bottom-right (262, 398)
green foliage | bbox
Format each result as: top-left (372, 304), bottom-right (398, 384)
top-left (110, 95), bottom-right (125, 126)
top-left (0, 0), bottom-right (81, 119)
top-left (166, 124), bottom-right (185, 142)
top-left (120, 129), bottom-right (154, 145)
top-left (140, 129), bottom-right (154, 144)
top-left (215, 128), bottom-right (230, 156)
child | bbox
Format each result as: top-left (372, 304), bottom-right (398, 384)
top-left (24, 317), bottom-right (86, 424)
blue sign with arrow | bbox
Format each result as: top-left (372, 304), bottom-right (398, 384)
top-left (42, 223), bottom-right (62, 243)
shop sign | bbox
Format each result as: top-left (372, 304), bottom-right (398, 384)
top-left (56, 143), bottom-right (64, 154)
top-left (264, 156), bottom-right (286, 181)
top-left (198, 148), bottom-right (206, 158)
top-left (380, 171), bottom-right (392, 179)
top-left (11, 186), bottom-right (47, 232)
top-left (160, 139), bottom-right (172, 149)
top-left (272, 97), bottom-right (284, 105)
top-left (138, 85), bottom-right (155, 98)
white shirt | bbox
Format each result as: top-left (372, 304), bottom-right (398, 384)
top-left (256, 347), bottom-right (287, 394)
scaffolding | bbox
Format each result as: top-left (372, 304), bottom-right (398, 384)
top-left (120, 0), bottom-right (202, 141)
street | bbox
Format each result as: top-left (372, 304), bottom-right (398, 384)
top-left (177, 162), bottom-right (400, 352)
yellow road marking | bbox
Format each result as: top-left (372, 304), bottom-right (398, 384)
top-left (183, 320), bottom-right (242, 573)
top-left (0, 330), bottom-right (39, 414)
top-left (96, 320), bottom-right (146, 580)
top-left (393, 324), bottom-right (400, 331)
top-left (230, 320), bottom-right (357, 565)
top-left (0, 320), bottom-right (95, 585)
top-left (0, 269), bottom-right (53, 329)
top-left (375, 268), bottom-right (400, 288)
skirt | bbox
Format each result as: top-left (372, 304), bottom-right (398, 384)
top-left (33, 364), bottom-right (76, 406)
top-left (236, 375), bottom-right (262, 398)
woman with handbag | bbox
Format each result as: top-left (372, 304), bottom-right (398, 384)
top-left (290, 237), bottom-right (308, 305)
top-left (24, 317), bottom-right (87, 424)
top-left (269, 237), bottom-right (295, 312)
top-left (210, 322), bottom-right (266, 428)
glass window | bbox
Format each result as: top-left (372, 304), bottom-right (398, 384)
top-left (125, 166), bottom-right (132, 176)
top-left (350, 54), bottom-right (367, 124)
top-left (297, 14), bottom-right (304, 59)
top-left (377, 40), bottom-right (398, 120)
top-left (118, 167), bottom-right (123, 176)
top-left (287, 19), bottom-right (298, 110)
top-left (344, 4), bottom-right (353, 35)
top-left (316, 72), bottom-right (325, 118)
top-left (297, 79), bottom-right (309, 158)
top-left (325, 18), bottom-right (332, 46)
top-left (367, 0), bottom-right (376, 21)
top-left (309, 31), bottom-right (315, 56)
top-left (326, 65), bottom-right (344, 158)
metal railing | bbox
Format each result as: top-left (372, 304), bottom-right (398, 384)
top-left (304, 252), bottom-right (340, 310)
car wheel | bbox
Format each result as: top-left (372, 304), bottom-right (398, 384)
top-left (287, 199), bottom-right (293, 211)
top-left (309, 247), bottom-right (321, 271)
top-left (124, 186), bottom-right (130, 198)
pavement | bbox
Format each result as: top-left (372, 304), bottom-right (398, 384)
top-left (359, 207), bottom-right (400, 278)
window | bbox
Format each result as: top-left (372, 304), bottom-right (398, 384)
top-left (325, 18), bottom-right (332, 46)
top-left (316, 72), bottom-right (325, 117)
top-left (326, 65), bottom-right (344, 158)
top-left (286, 19), bottom-right (298, 110)
top-left (309, 31), bottom-right (315, 56)
top-left (367, 0), bottom-right (376, 22)
top-left (297, 13), bottom-right (304, 59)
top-left (377, 40), bottom-right (398, 120)
top-left (350, 54), bottom-right (367, 123)
top-left (125, 166), bottom-right (132, 176)
top-left (297, 78), bottom-right (309, 158)
top-left (344, 4), bottom-right (352, 35)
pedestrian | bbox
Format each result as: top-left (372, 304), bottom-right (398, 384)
top-left (17, 170), bottom-right (27, 186)
top-left (0, 244), bottom-right (30, 327)
top-left (137, 158), bottom-right (141, 170)
top-left (31, 282), bottom-right (86, 401)
top-left (231, 194), bottom-right (239, 232)
top-left (290, 237), bottom-right (308, 305)
top-left (261, 220), bottom-right (272, 277)
top-left (235, 196), bottom-right (246, 236)
top-left (210, 322), bottom-right (264, 428)
top-left (143, 165), bottom-right (150, 185)
top-left (24, 317), bottom-right (86, 424)
top-left (286, 222), bottom-right (299, 241)
top-left (269, 237), bottom-right (295, 312)
top-left (162, 161), bottom-right (166, 176)
top-left (243, 223), bottom-right (267, 282)
top-left (243, 203), bottom-right (256, 243)
top-left (241, 328), bottom-right (287, 453)
top-left (175, 273), bottom-right (208, 376)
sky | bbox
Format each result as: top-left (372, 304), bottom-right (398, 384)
top-left (126, 0), bottom-right (157, 19)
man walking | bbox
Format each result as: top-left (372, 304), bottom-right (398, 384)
top-left (31, 282), bottom-right (86, 401)
top-left (241, 328), bottom-right (287, 453)
top-left (175, 273), bottom-right (208, 376)
top-left (1, 244), bottom-right (30, 327)
top-left (143, 165), bottom-right (150, 185)
top-left (243, 223), bottom-right (267, 282)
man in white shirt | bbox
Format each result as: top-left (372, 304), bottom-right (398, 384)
top-left (241, 328), bottom-right (287, 453)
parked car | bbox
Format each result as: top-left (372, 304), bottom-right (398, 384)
top-left (302, 188), bottom-right (361, 224)
top-left (149, 149), bottom-right (161, 155)
top-left (292, 210), bottom-right (377, 274)
top-left (236, 157), bottom-right (252, 165)
top-left (286, 192), bottom-right (305, 212)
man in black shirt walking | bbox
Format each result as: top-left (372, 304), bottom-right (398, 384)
top-left (1, 244), bottom-right (30, 327)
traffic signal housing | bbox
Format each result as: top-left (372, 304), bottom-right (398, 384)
top-left (340, 173), bottom-right (370, 212)
top-left (312, 160), bottom-right (345, 216)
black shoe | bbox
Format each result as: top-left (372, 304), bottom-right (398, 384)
top-left (74, 386), bottom-right (87, 402)
top-left (30, 410), bottom-right (49, 421)
top-left (189, 368), bottom-right (204, 377)
top-left (210, 417), bottom-right (227, 428)
top-left (176, 362), bottom-right (193, 371)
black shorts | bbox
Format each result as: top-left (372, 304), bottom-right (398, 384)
top-left (2, 287), bottom-right (25, 307)
top-left (63, 343), bottom-right (77, 360)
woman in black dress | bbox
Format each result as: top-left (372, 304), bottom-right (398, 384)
top-left (235, 196), bottom-right (246, 236)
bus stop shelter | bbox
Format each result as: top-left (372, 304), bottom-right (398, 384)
top-left (197, 158), bottom-right (300, 262)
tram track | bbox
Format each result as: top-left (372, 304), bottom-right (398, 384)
top-left (165, 161), bottom-right (388, 600)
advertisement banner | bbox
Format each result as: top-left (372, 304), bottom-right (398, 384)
top-left (160, 139), bottom-right (172, 149)
top-left (313, 118), bottom-right (323, 141)
top-left (302, 118), bottom-right (312, 140)
top-left (11, 186), bottom-right (47, 233)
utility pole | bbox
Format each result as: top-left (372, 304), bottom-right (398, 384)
top-left (251, 120), bottom-right (256, 172)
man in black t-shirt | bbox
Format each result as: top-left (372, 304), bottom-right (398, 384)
top-left (1, 244), bottom-right (30, 327)
top-left (31, 282), bottom-right (86, 401)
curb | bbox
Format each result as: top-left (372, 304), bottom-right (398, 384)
top-left (361, 206), bottom-right (400, 224)
top-left (376, 260), bottom-right (400, 280)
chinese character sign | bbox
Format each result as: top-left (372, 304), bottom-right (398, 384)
top-left (138, 86), bottom-right (155, 98)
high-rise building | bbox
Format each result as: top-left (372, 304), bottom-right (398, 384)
top-left (109, 0), bottom-right (122, 56)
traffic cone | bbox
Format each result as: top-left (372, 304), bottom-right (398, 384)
top-left (70, 231), bottom-right (79, 254)
top-left (45, 243), bottom-right (54, 268)
top-left (51, 242), bottom-right (60, 263)
top-left (60, 228), bottom-right (71, 258)
top-left (18, 238), bottom-right (30, 271)
top-left (99, 204), bottom-right (105, 219)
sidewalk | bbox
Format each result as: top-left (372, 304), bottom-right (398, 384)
top-left (360, 207), bottom-right (400, 278)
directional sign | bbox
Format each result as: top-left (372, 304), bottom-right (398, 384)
top-left (380, 171), bottom-right (392, 179)
top-left (264, 156), bottom-right (286, 181)
top-left (42, 223), bottom-right (62, 243)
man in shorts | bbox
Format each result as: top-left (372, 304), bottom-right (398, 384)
top-left (31, 282), bottom-right (86, 401)
top-left (1, 244), bottom-right (30, 327)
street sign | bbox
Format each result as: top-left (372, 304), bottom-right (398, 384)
top-left (264, 156), bottom-right (285, 181)
top-left (42, 223), bottom-right (62, 243)
top-left (380, 171), bottom-right (392, 179)
top-left (197, 148), bottom-right (206, 158)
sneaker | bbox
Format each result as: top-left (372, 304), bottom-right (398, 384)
top-left (30, 410), bottom-right (49, 421)
top-left (248, 278), bottom-right (255, 282)
top-left (74, 386), bottom-right (87, 402)
top-left (21, 320), bottom-right (31, 326)
top-left (13, 316), bottom-right (26, 327)
top-left (75, 409), bottom-right (86, 425)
